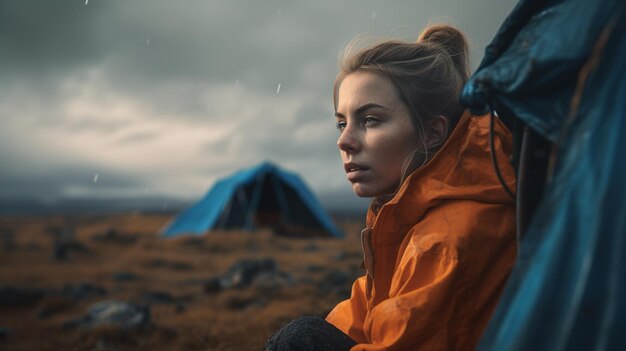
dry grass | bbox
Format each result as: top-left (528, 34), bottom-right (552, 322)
top-left (0, 213), bottom-right (364, 350)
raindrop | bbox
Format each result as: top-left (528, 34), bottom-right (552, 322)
top-left (371, 12), bottom-right (377, 19)
top-left (235, 79), bottom-right (240, 86)
top-left (206, 104), bottom-right (211, 111)
top-left (146, 38), bottom-right (151, 46)
top-left (276, 83), bottom-right (281, 94)
top-left (85, 0), bottom-right (88, 5)
top-left (93, 174), bottom-right (99, 183)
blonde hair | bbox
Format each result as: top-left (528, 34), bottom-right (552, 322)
top-left (334, 24), bottom-right (470, 205)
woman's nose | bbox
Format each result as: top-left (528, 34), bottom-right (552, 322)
top-left (337, 126), bottom-right (360, 153)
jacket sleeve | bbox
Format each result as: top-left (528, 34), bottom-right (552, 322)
top-left (329, 236), bottom-right (460, 351)
top-left (326, 275), bottom-right (370, 343)
top-left (365, 248), bottom-right (458, 350)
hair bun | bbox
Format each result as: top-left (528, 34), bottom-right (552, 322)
top-left (418, 24), bottom-right (469, 79)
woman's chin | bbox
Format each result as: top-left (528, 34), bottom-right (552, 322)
top-left (352, 184), bottom-right (376, 198)
top-left (352, 182), bottom-right (397, 198)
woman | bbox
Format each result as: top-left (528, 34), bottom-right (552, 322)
top-left (267, 24), bottom-right (516, 351)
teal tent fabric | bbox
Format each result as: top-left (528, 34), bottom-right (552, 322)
top-left (461, 0), bottom-right (626, 350)
top-left (161, 162), bottom-right (342, 238)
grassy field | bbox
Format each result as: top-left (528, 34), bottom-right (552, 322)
top-left (0, 213), bottom-right (364, 350)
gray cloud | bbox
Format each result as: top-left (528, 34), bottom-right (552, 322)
top-left (0, 162), bottom-right (143, 200)
top-left (0, 1), bottom-right (113, 81)
top-left (0, 0), bottom-right (517, 211)
top-left (115, 130), bottom-right (159, 145)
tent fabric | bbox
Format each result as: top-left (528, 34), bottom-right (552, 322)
top-left (461, 0), bottom-right (626, 350)
top-left (161, 162), bottom-right (343, 238)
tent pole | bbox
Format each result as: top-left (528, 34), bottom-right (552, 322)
top-left (244, 173), bottom-right (265, 231)
top-left (217, 195), bottom-right (235, 230)
top-left (272, 176), bottom-right (293, 229)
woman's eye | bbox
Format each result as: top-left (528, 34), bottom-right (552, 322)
top-left (364, 115), bottom-right (379, 126)
top-left (336, 121), bottom-right (347, 132)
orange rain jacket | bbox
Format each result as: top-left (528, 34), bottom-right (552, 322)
top-left (326, 111), bottom-right (517, 350)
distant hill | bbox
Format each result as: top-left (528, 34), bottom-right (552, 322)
top-left (0, 196), bottom-right (369, 219)
top-left (0, 197), bottom-right (191, 216)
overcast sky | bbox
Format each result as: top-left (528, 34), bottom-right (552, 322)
top-left (0, 0), bottom-right (517, 211)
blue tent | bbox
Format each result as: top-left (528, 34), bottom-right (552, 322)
top-left (161, 162), bottom-right (343, 238)
top-left (461, 0), bottom-right (626, 350)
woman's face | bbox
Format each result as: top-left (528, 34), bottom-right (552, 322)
top-left (335, 71), bottom-right (419, 197)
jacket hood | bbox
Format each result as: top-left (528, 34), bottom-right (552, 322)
top-left (366, 110), bottom-right (515, 233)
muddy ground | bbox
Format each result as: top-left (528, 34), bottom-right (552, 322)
top-left (0, 213), bottom-right (364, 350)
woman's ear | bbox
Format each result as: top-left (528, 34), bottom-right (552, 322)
top-left (424, 115), bottom-right (449, 148)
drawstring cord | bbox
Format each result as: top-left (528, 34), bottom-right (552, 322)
top-left (489, 109), bottom-right (516, 199)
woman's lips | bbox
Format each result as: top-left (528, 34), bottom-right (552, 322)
top-left (347, 169), bottom-right (368, 181)
top-left (344, 163), bottom-right (369, 181)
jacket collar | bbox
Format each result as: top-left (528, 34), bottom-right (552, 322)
top-left (365, 110), bottom-right (515, 243)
